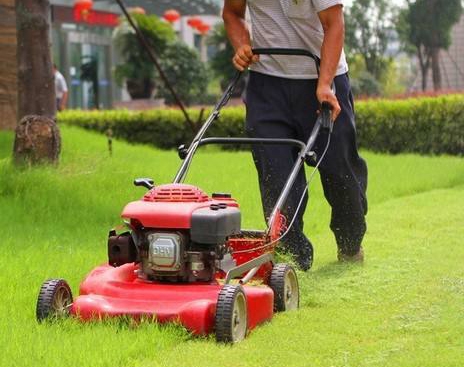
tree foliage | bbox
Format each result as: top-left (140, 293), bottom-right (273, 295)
top-left (345, 0), bottom-right (394, 80)
top-left (113, 13), bottom-right (175, 98)
top-left (207, 23), bottom-right (245, 95)
top-left (350, 71), bottom-right (381, 97)
top-left (208, 24), bottom-right (235, 82)
top-left (156, 41), bottom-right (209, 106)
top-left (397, 0), bottom-right (462, 90)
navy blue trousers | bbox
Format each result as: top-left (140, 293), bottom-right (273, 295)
top-left (245, 71), bottom-right (368, 269)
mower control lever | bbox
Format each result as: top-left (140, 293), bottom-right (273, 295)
top-left (134, 178), bottom-right (154, 190)
top-left (305, 151), bottom-right (318, 166)
top-left (178, 144), bottom-right (188, 160)
top-left (320, 102), bottom-right (334, 132)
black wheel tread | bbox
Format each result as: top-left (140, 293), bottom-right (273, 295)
top-left (36, 278), bottom-right (72, 322)
top-left (268, 263), bottom-right (299, 312)
top-left (215, 285), bottom-right (246, 343)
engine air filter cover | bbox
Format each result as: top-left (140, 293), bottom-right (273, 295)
top-left (191, 206), bottom-right (241, 244)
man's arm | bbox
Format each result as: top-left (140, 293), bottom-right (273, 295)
top-left (222, 0), bottom-right (259, 71)
top-left (317, 5), bottom-right (345, 121)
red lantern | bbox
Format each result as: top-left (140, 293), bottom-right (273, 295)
top-left (197, 22), bottom-right (211, 35)
top-left (163, 9), bottom-right (181, 23)
top-left (73, 0), bottom-right (93, 21)
top-left (187, 16), bottom-right (203, 29)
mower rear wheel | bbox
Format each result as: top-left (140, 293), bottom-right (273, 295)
top-left (36, 279), bottom-right (73, 322)
top-left (215, 284), bottom-right (248, 343)
top-left (269, 264), bottom-right (299, 312)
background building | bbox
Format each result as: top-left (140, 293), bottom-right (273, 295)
top-left (52, 0), bottom-right (221, 110)
top-left (0, 0), bottom-right (221, 129)
top-left (51, 0), bottom-right (121, 110)
top-left (122, 1), bottom-right (221, 60)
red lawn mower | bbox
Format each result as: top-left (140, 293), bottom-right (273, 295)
top-left (36, 48), bottom-right (334, 343)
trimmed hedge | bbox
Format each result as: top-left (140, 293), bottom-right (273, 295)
top-left (355, 95), bottom-right (464, 155)
top-left (59, 94), bottom-right (464, 155)
top-left (58, 107), bottom-right (248, 150)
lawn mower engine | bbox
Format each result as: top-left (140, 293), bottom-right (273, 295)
top-left (108, 184), bottom-right (241, 283)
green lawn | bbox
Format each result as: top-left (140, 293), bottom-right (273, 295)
top-left (0, 126), bottom-right (463, 367)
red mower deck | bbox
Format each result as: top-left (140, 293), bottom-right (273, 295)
top-left (72, 263), bottom-right (274, 335)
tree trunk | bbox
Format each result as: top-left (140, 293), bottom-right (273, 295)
top-left (0, 0), bottom-right (17, 130)
top-left (420, 62), bottom-right (429, 91)
top-left (13, 115), bottom-right (60, 165)
top-left (13, 0), bottom-right (60, 165)
top-left (364, 54), bottom-right (378, 80)
top-left (417, 46), bottom-right (430, 91)
top-left (430, 47), bottom-right (442, 91)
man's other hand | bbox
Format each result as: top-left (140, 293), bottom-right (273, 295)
top-left (316, 83), bottom-right (341, 121)
top-left (233, 45), bottom-right (259, 71)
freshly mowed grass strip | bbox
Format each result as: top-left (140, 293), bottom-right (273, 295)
top-left (0, 126), bottom-right (463, 367)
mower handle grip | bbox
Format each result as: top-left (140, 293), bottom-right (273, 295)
top-left (252, 48), bottom-right (320, 62)
top-left (252, 48), bottom-right (321, 73)
top-left (320, 102), bottom-right (334, 131)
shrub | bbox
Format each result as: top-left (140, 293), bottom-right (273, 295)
top-left (350, 71), bottom-right (382, 97)
top-left (113, 13), bottom-right (175, 99)
top-left (59, 94), bottom-right (464, 155)
top-left (355, 94), bottom-right (464, 155)
top-left (156, 41), bottom-right (210, 106)
top-left (207, 24), bottom-right (246, 97)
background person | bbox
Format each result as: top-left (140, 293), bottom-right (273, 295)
top-left (53, 64), bottom-right (68, 111)
top-left (222, 0), bottom-right (368, 270)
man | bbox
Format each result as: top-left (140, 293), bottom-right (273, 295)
top-left (53, 64), bottom-right (68, 111)
top-left (223, 0), bottom-right (368, 270)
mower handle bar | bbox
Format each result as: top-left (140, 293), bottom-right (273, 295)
top-left (214, 48), bottom-right (321, 111)
top-left (172, 47), bottom-right (333, 234)
top-left (173, 47), bottom-right (327, 185)
top-left (252, 48), bottom-right (321, 74)
top-left (197, 137), bottom-right (306, 151)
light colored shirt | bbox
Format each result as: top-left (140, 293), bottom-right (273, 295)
top-left (54, 70), bottom-right (68, 99)
top-left (248, 0), bottom-right (348, 79)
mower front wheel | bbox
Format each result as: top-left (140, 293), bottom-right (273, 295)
top-left (269, 263), bottom-right (299, 312)
top-left (36, 279), bottom-right (73, 322)
top-left (215, 284), bottom-right (248, 343)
